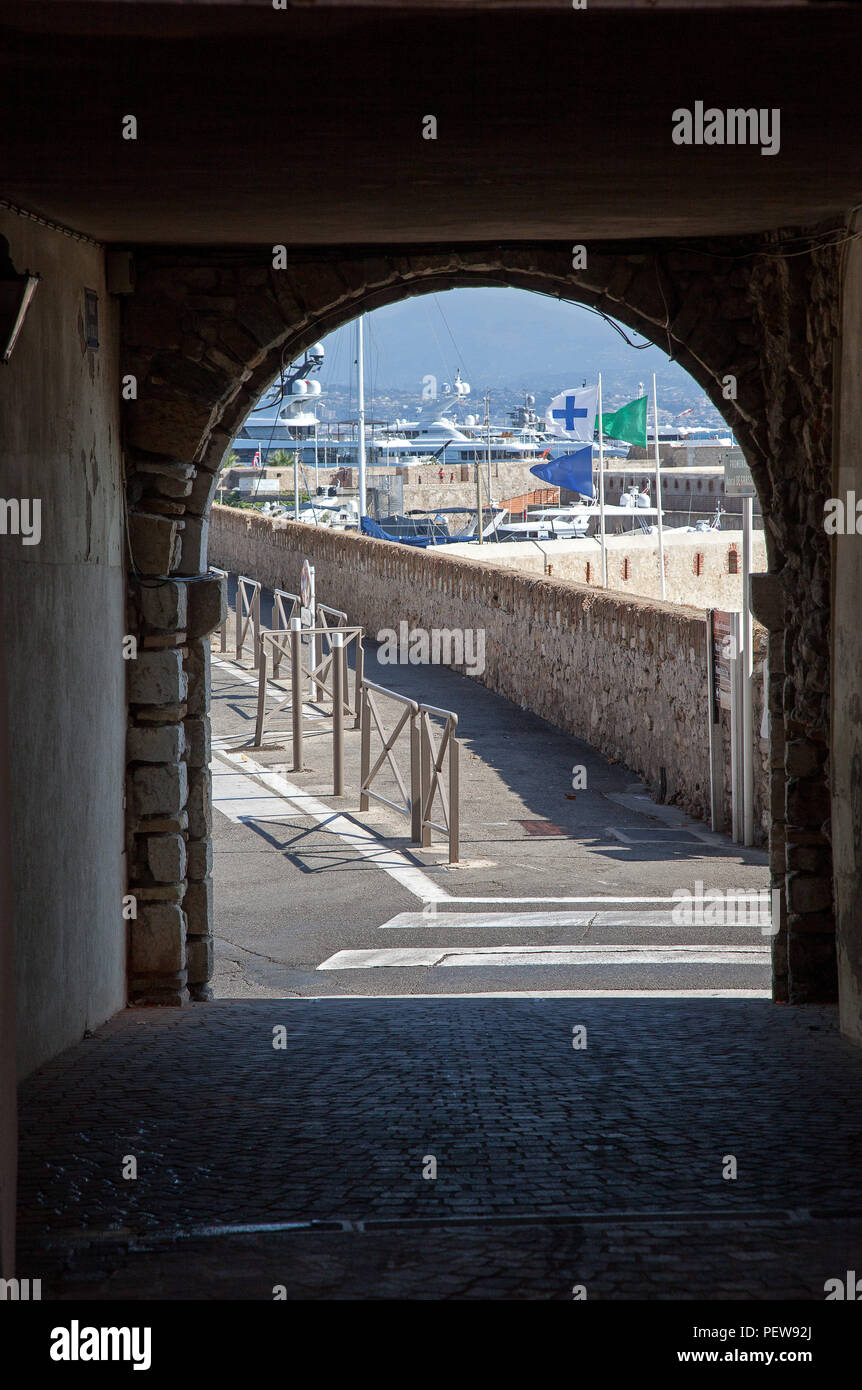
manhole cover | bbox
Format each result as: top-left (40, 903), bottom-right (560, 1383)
top-left (518, 820), bottom-right (568, 837)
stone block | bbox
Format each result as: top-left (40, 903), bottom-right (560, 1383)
top-left (127, 723), bottom-right (186, 764)
top-left (177, 517), bottom-right (210, 577)
top-left (787, 873), bottom-right (833, 915)
top-left (129, 650), bottom-right (188, 706)
top-left (184, 876), bottom-right (213, 936)
top-left (137, 702), bottom-right (188, 724)
top-left (135, 883), bottom-right (186, 903)
top-left (147, 833), bottom-right (187, 883)
top-left (152, 473), bottom-right (195, 499)
top-left (187, 765), bottom-right (212, 839)
top-left (185, 638), bottom-right (211, 716)
top-left (749, 572), bottom-right (785, 632)
top-left (129, 512), bottom-right (182, 576)
top-left (131, 761), bottom-right (188, 818)
top-left (129, 974), bottom-right (188, 1007)
top-left (138, 577), bottom-right (188, 631)
top-left (187, 837), bottom-right (213, 881)
top-left (186, 936), bottom-right (214, 985)
top-left (137, 813), bottom-right (188, 834)
top-left (186, 574), bottom-right (227, 641)
top-left (184, 715), bottom-right (211, 768)
top-left (785, 739), bottom-right (823, 778)
top-left (130, 904), bottom-right (187, 974)
top-left (126, 397), bottom-right (216, 462)
top-left (786, 776), bottom-right (831, 826)
top-left (186, 466), bottom-right (222, 517)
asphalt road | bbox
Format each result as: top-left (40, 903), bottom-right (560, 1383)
top-left (210, 614), bottom-right (771, 1000)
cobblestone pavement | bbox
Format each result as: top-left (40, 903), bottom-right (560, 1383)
top-left (16, 996), bottom-right (862, 1299)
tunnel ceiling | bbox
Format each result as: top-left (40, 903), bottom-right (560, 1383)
top-left (2, 5), bottom-right (861, 243)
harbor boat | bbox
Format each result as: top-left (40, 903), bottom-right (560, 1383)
top-left (361, 505), bottom-right (506, 547)
top-left (494, 505), bottom-right (592, 541)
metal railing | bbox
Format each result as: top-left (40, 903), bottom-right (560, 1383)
top-left (358, 682), bottom-right (461, 860)
top-left (236, 575), bottom-right (262, 667)
top-left (418, 703), bottom-right (460, 864)
top-left (254, 621), bottom-right (363, 779)
top-left (359, 680), bottom-right (422, 843)
top-left (270, 588), bottom-right (300, 676)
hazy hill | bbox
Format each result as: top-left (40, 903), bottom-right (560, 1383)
top-left (318, 287), bottom-right (707, 407)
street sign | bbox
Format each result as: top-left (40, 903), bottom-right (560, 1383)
top-left (300, 605), bottom-right (314, 627)
top-left (723, 448), bottom-right (756, 497)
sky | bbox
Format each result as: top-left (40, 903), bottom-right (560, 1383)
top-left (313, 287), bottom-right (708, 407)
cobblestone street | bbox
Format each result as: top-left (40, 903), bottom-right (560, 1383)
top-left (16, 996), bottom-right (862, 1299)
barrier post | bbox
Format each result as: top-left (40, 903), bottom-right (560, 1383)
top-left (290, 616), bottom-right (303, 772)
top-left (252, 584), bottom-right (261, 669)
top-left (354, 638), bottom-right (364, 730)
top-left (410, 710), bottom-right (422, 844)
top-left (449, 731), bottom-right (460, 863)
top-left (254, 638), bottom-right (268, 747)
top-left (420, 714), bottom-right (432, 848)
top-left (332, 632), bottom-right (345, 795)
top-left (359, 685), bottom-right (370, 811)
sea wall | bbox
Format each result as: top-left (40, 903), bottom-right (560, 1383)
top-left (210, 504), bottom-right (767, 829)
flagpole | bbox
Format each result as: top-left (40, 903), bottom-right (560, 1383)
top-left (652, 373), bottom-right (666, 600)
top-left (598, 373), bottom-right (607, 588)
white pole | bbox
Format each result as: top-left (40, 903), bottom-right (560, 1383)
top-left (597, 374), bottom-right (607, 588)
top-left (315, 418), bottom-right (319, 487)
top-left (293, 450), bottom-right (300, 522)
top-left (741, 495), bottom-right (754, 846)
top-left (357, 315), bottom-right (367, 516)
top-left (652, 374), bottom-right (666, 600)
top-left (477, 393), bottom-right (488, 544)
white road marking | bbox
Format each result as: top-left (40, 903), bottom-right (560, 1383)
top-left (317, 944), bottom-right (771, 970)
top-left (298, 989), bottom-right (774, 999)
top-left (211, 748), bottom-right (449, 904)
top-left (379, 909), bottom-right (772, 930)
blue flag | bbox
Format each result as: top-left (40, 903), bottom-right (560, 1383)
top-left (530, 445), bottom-right (594, 498)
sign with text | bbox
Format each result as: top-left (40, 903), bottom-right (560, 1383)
top-left (723, 448), bottom-right (756, 497)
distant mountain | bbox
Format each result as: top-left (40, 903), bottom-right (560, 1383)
top-left (317, 287), bottom-right (710, 411)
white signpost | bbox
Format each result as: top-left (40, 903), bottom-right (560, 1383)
top-left (723, 449), bottom-right (756, 846)
top-left (300, 559), bottom-right (316, 693)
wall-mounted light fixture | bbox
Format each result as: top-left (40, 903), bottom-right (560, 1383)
top-left (0, 238), bottom-right (40, 364)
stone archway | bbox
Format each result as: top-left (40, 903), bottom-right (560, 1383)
top-left (120, 234), bottom-right (840, 1010)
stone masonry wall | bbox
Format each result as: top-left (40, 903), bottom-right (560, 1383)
top-left (120, 234), bottom-right (840, 1005)
top-left (211, 505), bottom-right (769, 829)
top-left (124, 515), bottom-right (226, 1005)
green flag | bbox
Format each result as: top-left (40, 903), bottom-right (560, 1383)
top-left (597, 395), bottom-right (648, 447)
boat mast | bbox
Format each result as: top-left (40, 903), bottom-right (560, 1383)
top-left (357, 314), bottom-right (367, 517)
top-left (652, 374), bottom-right (666, 600)
top-left (478, 393), bottom-right (489, 544)
top-left (598, 373), bottom-right (607, 588)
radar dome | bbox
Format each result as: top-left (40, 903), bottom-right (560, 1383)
top-left (306, 380), bottom-right (322, 395)
top-left (291, 379), bottom-right (308, 395)
top-left (309, 342), bottom-right (325, 358)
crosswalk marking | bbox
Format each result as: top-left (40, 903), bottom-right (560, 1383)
top-left (378, 909), bottom-right (771, 930)
top-left (318, 944), bottom-right (771, 970)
